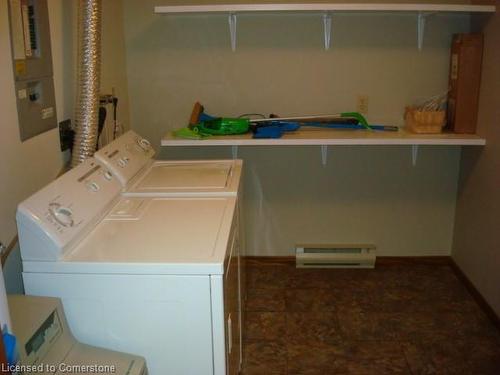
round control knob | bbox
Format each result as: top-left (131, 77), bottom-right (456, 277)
top-left (137, 138), bottom-right (151, 151)
top-left (86, 181), bottom-right (100, 192)
top-left (49, 203), bottom-right (74, 227)
top-left (103, 171), bottom-right (113, 181)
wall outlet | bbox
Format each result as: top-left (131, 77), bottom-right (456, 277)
top-left (357, 95), bottom-right (369, 114)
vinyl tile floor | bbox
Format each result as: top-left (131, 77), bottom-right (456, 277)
top-left (241, 258), bottom-right (500, 375)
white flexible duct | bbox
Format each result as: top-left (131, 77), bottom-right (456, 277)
top-left (71, 0), bottom-right (102, 167)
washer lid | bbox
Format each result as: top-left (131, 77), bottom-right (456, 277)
top-left (125, 160), bottom-right (242, 196)
top-left (24, 197), bottom-right (236, 275)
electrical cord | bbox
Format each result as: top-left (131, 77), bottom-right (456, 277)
top-left (112, 97), bottom-right (119, 140)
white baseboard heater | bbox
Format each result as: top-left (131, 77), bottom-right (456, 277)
top-left (295, 244), bottom-right (376, 269)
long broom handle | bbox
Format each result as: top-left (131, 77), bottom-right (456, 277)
top-left (249, 114), bottom-right (345, 123)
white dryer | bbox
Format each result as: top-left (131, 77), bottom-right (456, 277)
top-left (18, 158), bottom-right (241, 375)
top-left (93, 130), bottom-right (242, 197)
top-left (94, 130), bottom-right (246, 371)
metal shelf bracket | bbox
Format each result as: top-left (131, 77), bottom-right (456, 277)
top-left (0, 242), bottom-right (6, 257)
top-left (411, 145), bottom-right (419, 166)
top-left (323, 13), bottom-right (333, 50)
top-left (232, 145), bottom-right (238, 159)
top-left (417, 12), bottom-right (434, 50)
top-left (229, 12), bottom-right (237, 51)
top-left (321, 145), bottom-right (328, 166)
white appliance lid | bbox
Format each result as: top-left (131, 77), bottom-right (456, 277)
top-left (24, 197), bottom-right (236, 275)
top-left (128, 160), bottom-right (240, 193)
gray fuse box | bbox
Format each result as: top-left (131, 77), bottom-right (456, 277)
top-left (8, 0), bottom-right (57, 141)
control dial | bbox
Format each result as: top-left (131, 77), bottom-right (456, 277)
top-left (48, 203), bottom-right (74, 227)
top-left (137, 138), bottom-right (151, 152)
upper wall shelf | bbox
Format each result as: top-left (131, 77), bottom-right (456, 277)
top-left (154, 3), bottom-right (496, 50)
top-left (154, 3), bottom-right (496, 14)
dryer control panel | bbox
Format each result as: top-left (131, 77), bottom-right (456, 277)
top-left (94, 130), bottom-right (155, 189)
top-left (17, 158), bottom-right (121, 261)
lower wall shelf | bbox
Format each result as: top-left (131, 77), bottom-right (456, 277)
top-left (161, 127), bottom-right (486, 147)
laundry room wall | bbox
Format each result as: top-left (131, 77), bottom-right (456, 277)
top-left (452, 2), bottom-right (500, 316)
top-left (122, 0), bottom-right (471, 256)
top-left (0, 0), bottom-right (64, 251)
top-left (99, 0), bottom-right (132, 136)
top-left (1, 0), bottom-right (131, 292)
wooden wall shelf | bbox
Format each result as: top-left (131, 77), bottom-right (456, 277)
top-left (155, 3), bottom-right (495, 50)
top-left (161, 128), bottom-right (486, 147)
top-left (162, 127), bottom-right (485, 166)
top-left (154, 3), bottom-right (496, 14)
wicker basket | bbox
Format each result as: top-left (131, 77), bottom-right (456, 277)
top-left (405, 107), bottom-right (446, 134)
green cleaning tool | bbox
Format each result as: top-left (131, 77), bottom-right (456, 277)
top-left (195, 118), bottom-right (250, 135)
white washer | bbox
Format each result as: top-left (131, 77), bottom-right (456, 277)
top-left (93, 131), bottom-right (242, 197)
top-left (18, 158), bottom-right (241, 375)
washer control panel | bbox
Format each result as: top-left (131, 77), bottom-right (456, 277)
top-left (94, 130), bottom-right (155, 189)
top-left (17, 158), bottom-right (122, 260)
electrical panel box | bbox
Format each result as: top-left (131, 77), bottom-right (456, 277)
top-left (8, 0), bottom-right (57, 141)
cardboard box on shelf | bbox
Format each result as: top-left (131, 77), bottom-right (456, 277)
top-left (446, 33), bottom-right (484, 134)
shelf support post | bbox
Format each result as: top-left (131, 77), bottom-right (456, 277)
top-left (323, 12), bottom-right (332, 50)
top-left (321, 145), bottom-right (328, 166)
top-left (411, 145), bottom-right (419, 166)
top-left (228, 12), bottom-right (237, 51)
top-left (231, 145), bottom-right (238, 159)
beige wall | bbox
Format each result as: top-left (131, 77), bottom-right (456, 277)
top-left (452, 5), bottom-right (500, 316)
top-left (100, 0), bottom-right (131, 134)
top-left (123, 0), bottom-right (470, 256)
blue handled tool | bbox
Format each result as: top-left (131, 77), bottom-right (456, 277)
top-left (252, 121), bottom-right (399, 139)
top-left (299, 122), bottom-right (399, 131)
